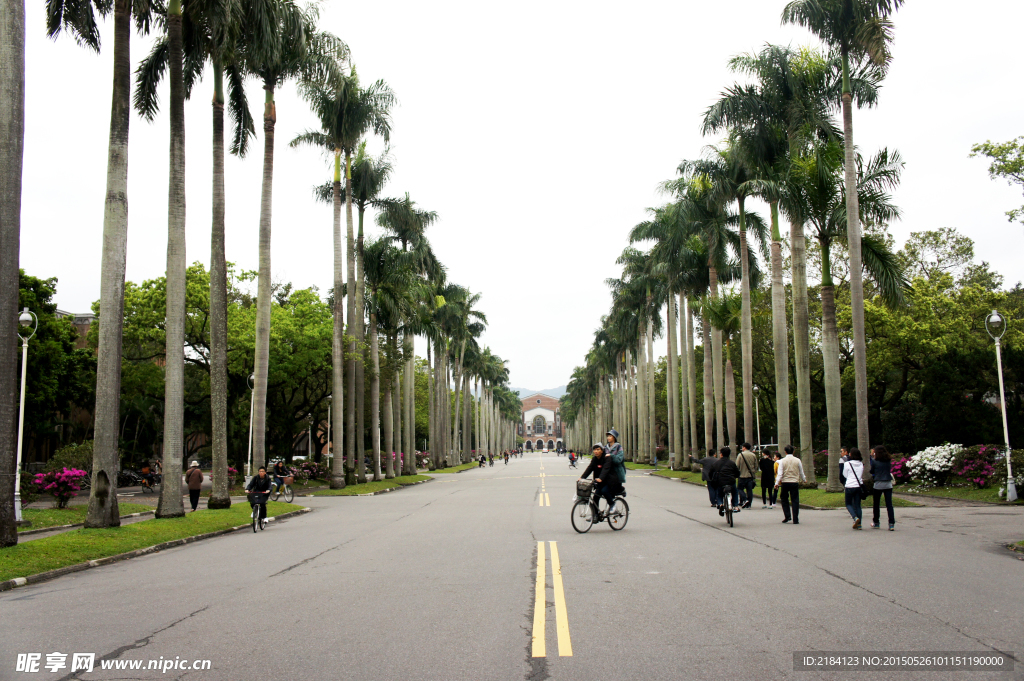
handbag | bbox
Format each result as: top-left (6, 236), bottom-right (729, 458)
top-left (849, 463), bottom-right (869, 500)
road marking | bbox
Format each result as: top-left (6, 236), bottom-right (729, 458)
top-left (532, 541), bottom-right (546, 658)
top-left (545, 493), bottom-right (550, 506)
top-left (549, 541), bottom-right (573, 656)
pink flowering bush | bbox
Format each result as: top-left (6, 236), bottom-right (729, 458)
top-left (33, 467), bottom-right (89, 508)
top-left (890, 457), bottom-right (912, 484)
top-left (954, 445), bottom-right (1000, 489)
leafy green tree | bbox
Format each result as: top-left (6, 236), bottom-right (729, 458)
top-left (971, 137), bottom-right (1024, 226)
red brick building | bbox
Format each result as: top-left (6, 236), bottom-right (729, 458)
top-left (518, 393), bottom-right (563, 451)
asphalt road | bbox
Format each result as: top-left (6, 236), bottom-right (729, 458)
top-left (3, 452), bottom-right (1023, 681)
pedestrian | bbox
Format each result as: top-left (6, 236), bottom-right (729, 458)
top-left (774, 445), bottom-right (807, 524)
top-left (759, 450), bottom-right (775, 509)
top-left (839, 446), bottom-right (850, 485)
top-left (185, 460), bottom-right (204, 511)
top-left (695, 449), bottom-right (719, 507)
top-left (736, 443), bottom-right (758, 509)
top-left (842, 448), bottom-right (865, 530)
top-left (770, 452), bottom-right (782, 507)
top-left (869, 445), bottom-right (896, 531)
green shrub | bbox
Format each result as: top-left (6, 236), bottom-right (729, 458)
top-left (46, 441), bottom-right (93, 474)
top-left (18, 470), bottom-right (39, 508)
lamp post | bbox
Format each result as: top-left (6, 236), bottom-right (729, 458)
top-left (326, 394), bottom-right (332, 466)
top-left (753, 385), bottom-right (762, 451)
top-left (985, 310), bottom-right (1016, 502)
top-left (246, 373), bottom-right (255, 479)
top-left (14, 308), bottom-right (38, 522)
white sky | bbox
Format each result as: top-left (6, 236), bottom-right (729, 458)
top-left (20, 0), bottom-right (1024, 389)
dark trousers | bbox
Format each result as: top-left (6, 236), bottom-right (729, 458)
top-left (717, 485), bottom-right (738, 508)
top-left (707, 482), bottom-right (718, 505)
top-left (845, 488), bottom-right (863, 520)
top-left (872, 488), bottom-right (895, 525)
top-left (188, 489), bottom-right (201, 511)
top-left (761, 476), bottom-right (774, 504)
top-left (738, 478), bottom-right (755, 507)
top-left (780, 483), bottom-right (800, 521)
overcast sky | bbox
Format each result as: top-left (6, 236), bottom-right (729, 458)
top-left (19, 0), bottom-right (1024, 389)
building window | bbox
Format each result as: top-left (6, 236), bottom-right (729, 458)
top-left (536, 400), bottom-right (541, 404)
top-left (533, 416), bottom-right (545, 434)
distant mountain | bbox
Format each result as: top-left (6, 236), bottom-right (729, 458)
top-left (511, 385), bottom-right (567, 399)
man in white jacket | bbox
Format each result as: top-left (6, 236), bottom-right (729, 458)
top-left (774, 445), bottom-right (807, 524)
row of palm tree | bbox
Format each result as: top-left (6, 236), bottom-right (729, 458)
top-left (0, 0), bottom-right (519, 543)
top-left (562, 0), bottom-right (909, 490)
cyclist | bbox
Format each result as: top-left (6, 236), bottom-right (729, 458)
top-left (712, 447), bottom-right (741, 516)
top-left (602, 429), bottom-right (626, 515)
top-left (272, 459), bottom-right (290, 494)
top-left (139, 461), bottom-right (153, 488)
top-left (488, 453), bottom-right (494, 467)
top-left (504, 451), bottom-right (509, 465)
top-left (568, 450), bottom-right (577, 468)
top-left (246, 466), bottom-right (272, 522)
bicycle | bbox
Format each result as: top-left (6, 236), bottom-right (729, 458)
top-left (269, 475), bottom-right (294, 503)
top-left (719, 484), bottom-right (736, 528)
top-left (571, 480), bottom-right (629, 533)
top-left (249, 495), bottom-right (267, 532)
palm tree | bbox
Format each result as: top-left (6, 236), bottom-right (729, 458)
top-left (239, 0), bottom-right (345, 473)
top-left (783, 0), bottom-right (905, 460)
top-left (47, 0), bottom-right (158, 528)
top-left (0, 0), bottom-right (25, 546)
top-left (789, 141), bottom-right (907, 490)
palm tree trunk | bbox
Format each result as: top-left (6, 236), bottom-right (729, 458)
top-left (725, 344), bottom-right (737, 452)
top-left (452, 342), bottom-right (465, 465)
top-left (667, 295), bottom-right (680, 468)
top-left (738, 197), bottom-right (754, 447)
top-left (369, 313), bottom-right (382, 482)
top-left (355, 209), bottom-right (367, 483)
top-left (842, 55), bottom-right (871, 477)
top-left (156, 2), bottom-right (186, 519)
top-left (0, 0), bottom-right (25, 544)
top-left (85, 0), bottom-right (131, 529)
top-left (636, 335), bottom-right (646, 463)
top-left (329, 154), bottom-right (345, 489)
top-left (403, 333), bottom-right (415, 475)
top-left (709, 268), bottom-right (725, 452)
top-left (392, 363), bottom-right (401, 476)
top-left (686, 300), bottom-right (698, 465)
top-left (790, 217), bottom-right (814, 485)
top-left (630, 360), bottom-right (638, 461)
top-left (461, 373), bottom-right (471, 463)
top-left (646, 317), bottom-right (656, 463)
top-left (251, 80), bottom-right (276, 474)
top-left (769, 201), bottom-right (791, 450)
top-left (207, 61), bottom-right (230, 510)
top-left (820, 243), bottom-right (843, 492)
top-left (383, 357), bottom-right (394, 479)
top-left (702, 307), bottom-right (713, 452)
top-left (344, 150), bottom-right (356, 485)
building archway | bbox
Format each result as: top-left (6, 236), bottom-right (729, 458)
top-left (525, 441), bottom-right (533, 451)
top-left (536, 439), bottom-right (544, 450)
top-left (547, 440), bottom-right (555, 451)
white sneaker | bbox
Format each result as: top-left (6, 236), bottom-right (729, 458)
top-left (608, 503), bottom-right (617, 515)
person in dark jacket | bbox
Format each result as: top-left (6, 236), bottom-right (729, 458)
top-left (246, 466), bottom-right (272, 520)
top-left (580, 440), bottom-right (623, 516)
top-left (759, 451), bottom-right (776, 508)
top-left (695, 449), bottom-right (719, 506)
top-left (185, 460), bottom-right (204, 511)
top-left (870, 445), bottom-right (896, 530)
top-left (712, 447), bottom-right (741, 515)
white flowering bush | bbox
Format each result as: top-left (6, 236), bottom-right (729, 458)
top-left (907, 443), bottom-right (961, 486)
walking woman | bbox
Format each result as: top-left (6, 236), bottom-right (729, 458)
top-left (759, 450), bottom-right (775, 509)
top-left (842, 448), bottom-right (865, 530)
top-left (870, 446), bottom-right (896, 531)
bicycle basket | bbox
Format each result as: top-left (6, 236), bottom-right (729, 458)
top-left (283, 476), bottom-right (294, 485)
top-left (247, 493), bottom-right (262, 505)
top-left (576, 480), bottom-right (593, 498)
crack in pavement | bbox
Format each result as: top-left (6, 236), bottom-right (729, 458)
top-left (657, 502), bottom-right (1021, 663)
top-left (54, 606), bottom-right (210, 681)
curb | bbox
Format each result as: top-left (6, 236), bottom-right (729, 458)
top-left (17, 510), bottom-right (155, 537)
top-left (890, 489), bottom-right (1022, 507)
top-left (0, 507), bottom-right (312, 592)
top-left (648, 471), bottom-right (838, 511)
top-left (304, 477), bottom-right (434, 497)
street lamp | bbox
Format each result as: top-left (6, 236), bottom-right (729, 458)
top-left (326, 394), bottom-right (332, 466)
top-left (753, 385), bottom-right (762, 451)
top-left (14, 308), bottom-right (38, 522)
top-left (985, 310), bottom-right (1016, 502)
top-left (246, 373), bottom-right (255, 479)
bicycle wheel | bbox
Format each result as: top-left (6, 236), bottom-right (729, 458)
top-left (607, 497), bottom-right (629, 530)
top-left (283, 485), bottom-right (293, 503)
top-left (269, 486), bottom-right (280, 502)
top-left (571, 500), bottom-right (596, 534)
top-left (251, 507), bottom-right (258, 533)
top-left (726, 505), bottom-right (733, 528)
top-left (258, 507), bottom-right (267, 531)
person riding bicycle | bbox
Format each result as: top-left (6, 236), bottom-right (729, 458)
top-left (139, 461), bottom-right (153, 487)
top-left (504, 451), bottom-right (509, 465)
top-left (579, 430), bottom-right (626, 516)
top-left (568, 450), bottom-right (577, 468)
top-left (272, 460), bottom-right (290, 493)
top-left (711, 447), bottom-right (741, 516)
top-left (246, 466), bottom-right (272, 521)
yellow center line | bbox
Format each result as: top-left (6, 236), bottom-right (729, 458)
top-left (549, 541), bottom-right (572, 656)
top-left (532, 541), bottom-right (546, 658)
top-left (545, 493), bottom-right (550, 506)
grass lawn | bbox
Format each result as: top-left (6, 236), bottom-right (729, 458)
top-left (19, 503), bottom-right (152, 532)
top-left (652, 470), bottom-right (703, 482)
top-left (624, 462), bottom-right (657, 470)
top-left (310, 475), bottom-right (431, 496)
top-left (895, 482), bottom-right (1024, 505)
top-left (428, 463), bottom-right (478, 474)
top-left (0, 501), bottom-right (303, 582)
